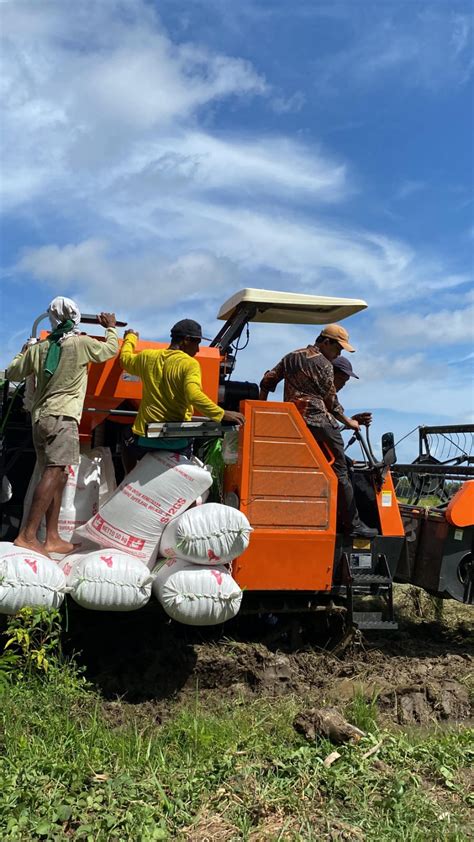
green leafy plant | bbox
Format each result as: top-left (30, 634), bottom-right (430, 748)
top-left (3, 606), bottom-right (63, 677)
top-left (0, 651), bottom-right (19, 691)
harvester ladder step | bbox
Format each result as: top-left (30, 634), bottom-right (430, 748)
top-left (351, 573), bottom-right (392, 585)
top-left (353, 612), bottom-right (398, 630)
top-left (341, 552), bottom-right (397, 631)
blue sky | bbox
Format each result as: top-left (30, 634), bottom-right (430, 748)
top-left (1, 0), bottom-right (473, 460)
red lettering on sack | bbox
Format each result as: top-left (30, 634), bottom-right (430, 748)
top-left (126, 536), bottom-right (145, 550)
top-left (207, 549), bottom-right (221, 562)
top-left (93, 514), bottom-right (105, 532)
top-left (174, 467), bottom-right (195, 481)
top-left (101, 555), bottom-right (114, 568)
top-left (210, 569), bottom-right (223, 585)
top-left (63, 563), bottom-right (72, 576)
top-left (159, 497), bottom-right (188, 524)
top-left (91, 515), bottom-right (145, 555)
top-left (24, 558), bottom-right (38, 574)
top-left (67, 466), bottom-right (76, 477)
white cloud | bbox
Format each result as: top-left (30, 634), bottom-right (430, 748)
top-left (314, 10), bottom-right (474, 93)
top-left (109, 131), bottom-right (349, 205)
top-left (16, 239), bottom-right (239, 311)
top-left (373, 304), bottom-right (474, 346)
top-left (2, 0), bottom-right (468, 311)
top-left (0, 0), bottom-right (266, 207)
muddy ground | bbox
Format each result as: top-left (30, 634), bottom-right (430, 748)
top-left (62, 588), bottom-right (473, 730)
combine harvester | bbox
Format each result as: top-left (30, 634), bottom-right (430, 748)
top-left (1, 289), bottom-right (472, 630)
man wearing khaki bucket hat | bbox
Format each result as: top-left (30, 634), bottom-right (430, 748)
top-left (259, 323), bottom-right (377, 539)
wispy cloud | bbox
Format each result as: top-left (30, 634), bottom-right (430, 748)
top-left (313, 9), bottom-right (474, 93)
top-left (0, 0), bottom-right (266, 209)
top-left (394, 180), bottom-right (426, 201)
top-left (372, 301), bottom-right (474, 347)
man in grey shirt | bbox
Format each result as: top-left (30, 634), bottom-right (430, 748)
top-left (6, 297), bottom-right (118, 556)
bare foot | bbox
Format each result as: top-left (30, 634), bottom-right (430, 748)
top-left (44, 539), bottom-right (79, 555)
top-left (13, 534), bottom-right (51, 558)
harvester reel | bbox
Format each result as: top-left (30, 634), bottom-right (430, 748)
top-left (408, 455), bottom-right (446, 504)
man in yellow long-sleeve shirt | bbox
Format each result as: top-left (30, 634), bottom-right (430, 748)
top-left (120, 318), bottom-right (244, 460)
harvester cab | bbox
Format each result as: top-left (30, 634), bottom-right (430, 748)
top-left (204, 288), bottom-right (404, 630)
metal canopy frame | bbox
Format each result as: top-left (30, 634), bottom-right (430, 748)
top-left (210, 289), bottom-right (368, 354)
top-left (31, 313), bottom-right (127, 338)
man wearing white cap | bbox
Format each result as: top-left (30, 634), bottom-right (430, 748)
top-left (6, 298), bottom-right (118, 556)
top-left (259, 323), bottom-right (377, 538)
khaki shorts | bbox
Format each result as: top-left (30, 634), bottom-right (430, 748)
top-left (32, 415), bottom-right (80, 470)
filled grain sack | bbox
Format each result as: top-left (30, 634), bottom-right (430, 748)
top-left (153, 558), bottom-right (242, 626)
top-left (64, 549), bottom-right (153, 611)
top-left (76, 453), bottom-right (212, 564)
top-left (0, 543), bottom-right (66, 614)
top-left (159, 503), bottom-right (252, 565)
top-left (21, 447), bottom-right (116, 542)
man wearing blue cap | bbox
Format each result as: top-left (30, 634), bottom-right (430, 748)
top-left (332, 357), bottom-right (372, 429)
top-left (259, 325), bottom-right (377, 538)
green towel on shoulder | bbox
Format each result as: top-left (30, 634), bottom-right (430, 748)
top-left (44, 319), bottom-right (74, 379)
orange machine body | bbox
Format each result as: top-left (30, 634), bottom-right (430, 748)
top-left (225, 401), bottom-right (338, 592)
top-left (39, 331), bottom-right (222, 443)
top-left (374, 470), bottom-right (405, 537)
top-left (225, 400), bottom-right (404, 593)
top-left (446, 480), bottom-right (474, 528)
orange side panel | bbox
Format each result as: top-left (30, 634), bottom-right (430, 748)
top-left (80, 338), bottom-right (221, 406)
top-left (446, 480), bottom-right (474, 528)
top-left (375, 471), bottom-right (405, 536)
top-left (42, 330), bottom-right (221, 443)
top-left (226, 401), bottom-right (337, 591)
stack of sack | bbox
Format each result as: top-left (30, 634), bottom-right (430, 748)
top-left (2, 450), bottom-right (252, 623)
top-left (65, 451), bottom-right (215, 612)
top-left (0, 447), bottom-right (115, 615)
top-left (153, 502), bottom-right (252, 626)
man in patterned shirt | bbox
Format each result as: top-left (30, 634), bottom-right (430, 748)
top-left (259, 324), bottom-right (377, 538)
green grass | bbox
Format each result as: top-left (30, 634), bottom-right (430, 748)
top-left (0, 666), bottom-right (472, 841)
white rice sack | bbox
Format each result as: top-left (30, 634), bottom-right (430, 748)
top-left (21, 448), bottom-right (116, 541)
top-left (65, 549), bottom-right (153, 612)
top-left (153, 558), bottom-right (242, 626)
top-left (76, 453), bottom-right (212, 563)
top-left (0, 543), bottom-right (66, 615)
top-left (159, 503), bottom-right (252, 565)
top-left (91, 446), bottom-right (117, 505)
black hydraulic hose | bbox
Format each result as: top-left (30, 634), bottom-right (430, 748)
top-left (365, 425), bottom-right (379, 465)
top-left (354, 429), bottom-right (376, 466)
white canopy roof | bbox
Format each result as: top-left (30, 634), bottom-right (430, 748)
top-left (217, 288), bottom-right (367, 325)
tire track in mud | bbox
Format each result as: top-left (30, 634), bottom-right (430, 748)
top-left (64, 609), bottom-right (473, 728)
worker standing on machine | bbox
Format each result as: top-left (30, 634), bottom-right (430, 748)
top-left (332, 356), bottom-right (372, 429)
top-left (120, 318), bottom-right (244, 465)
top-left (259, 324), bottom-right (377, 539)
top-left (6, 297), bottom-right (118, 557)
